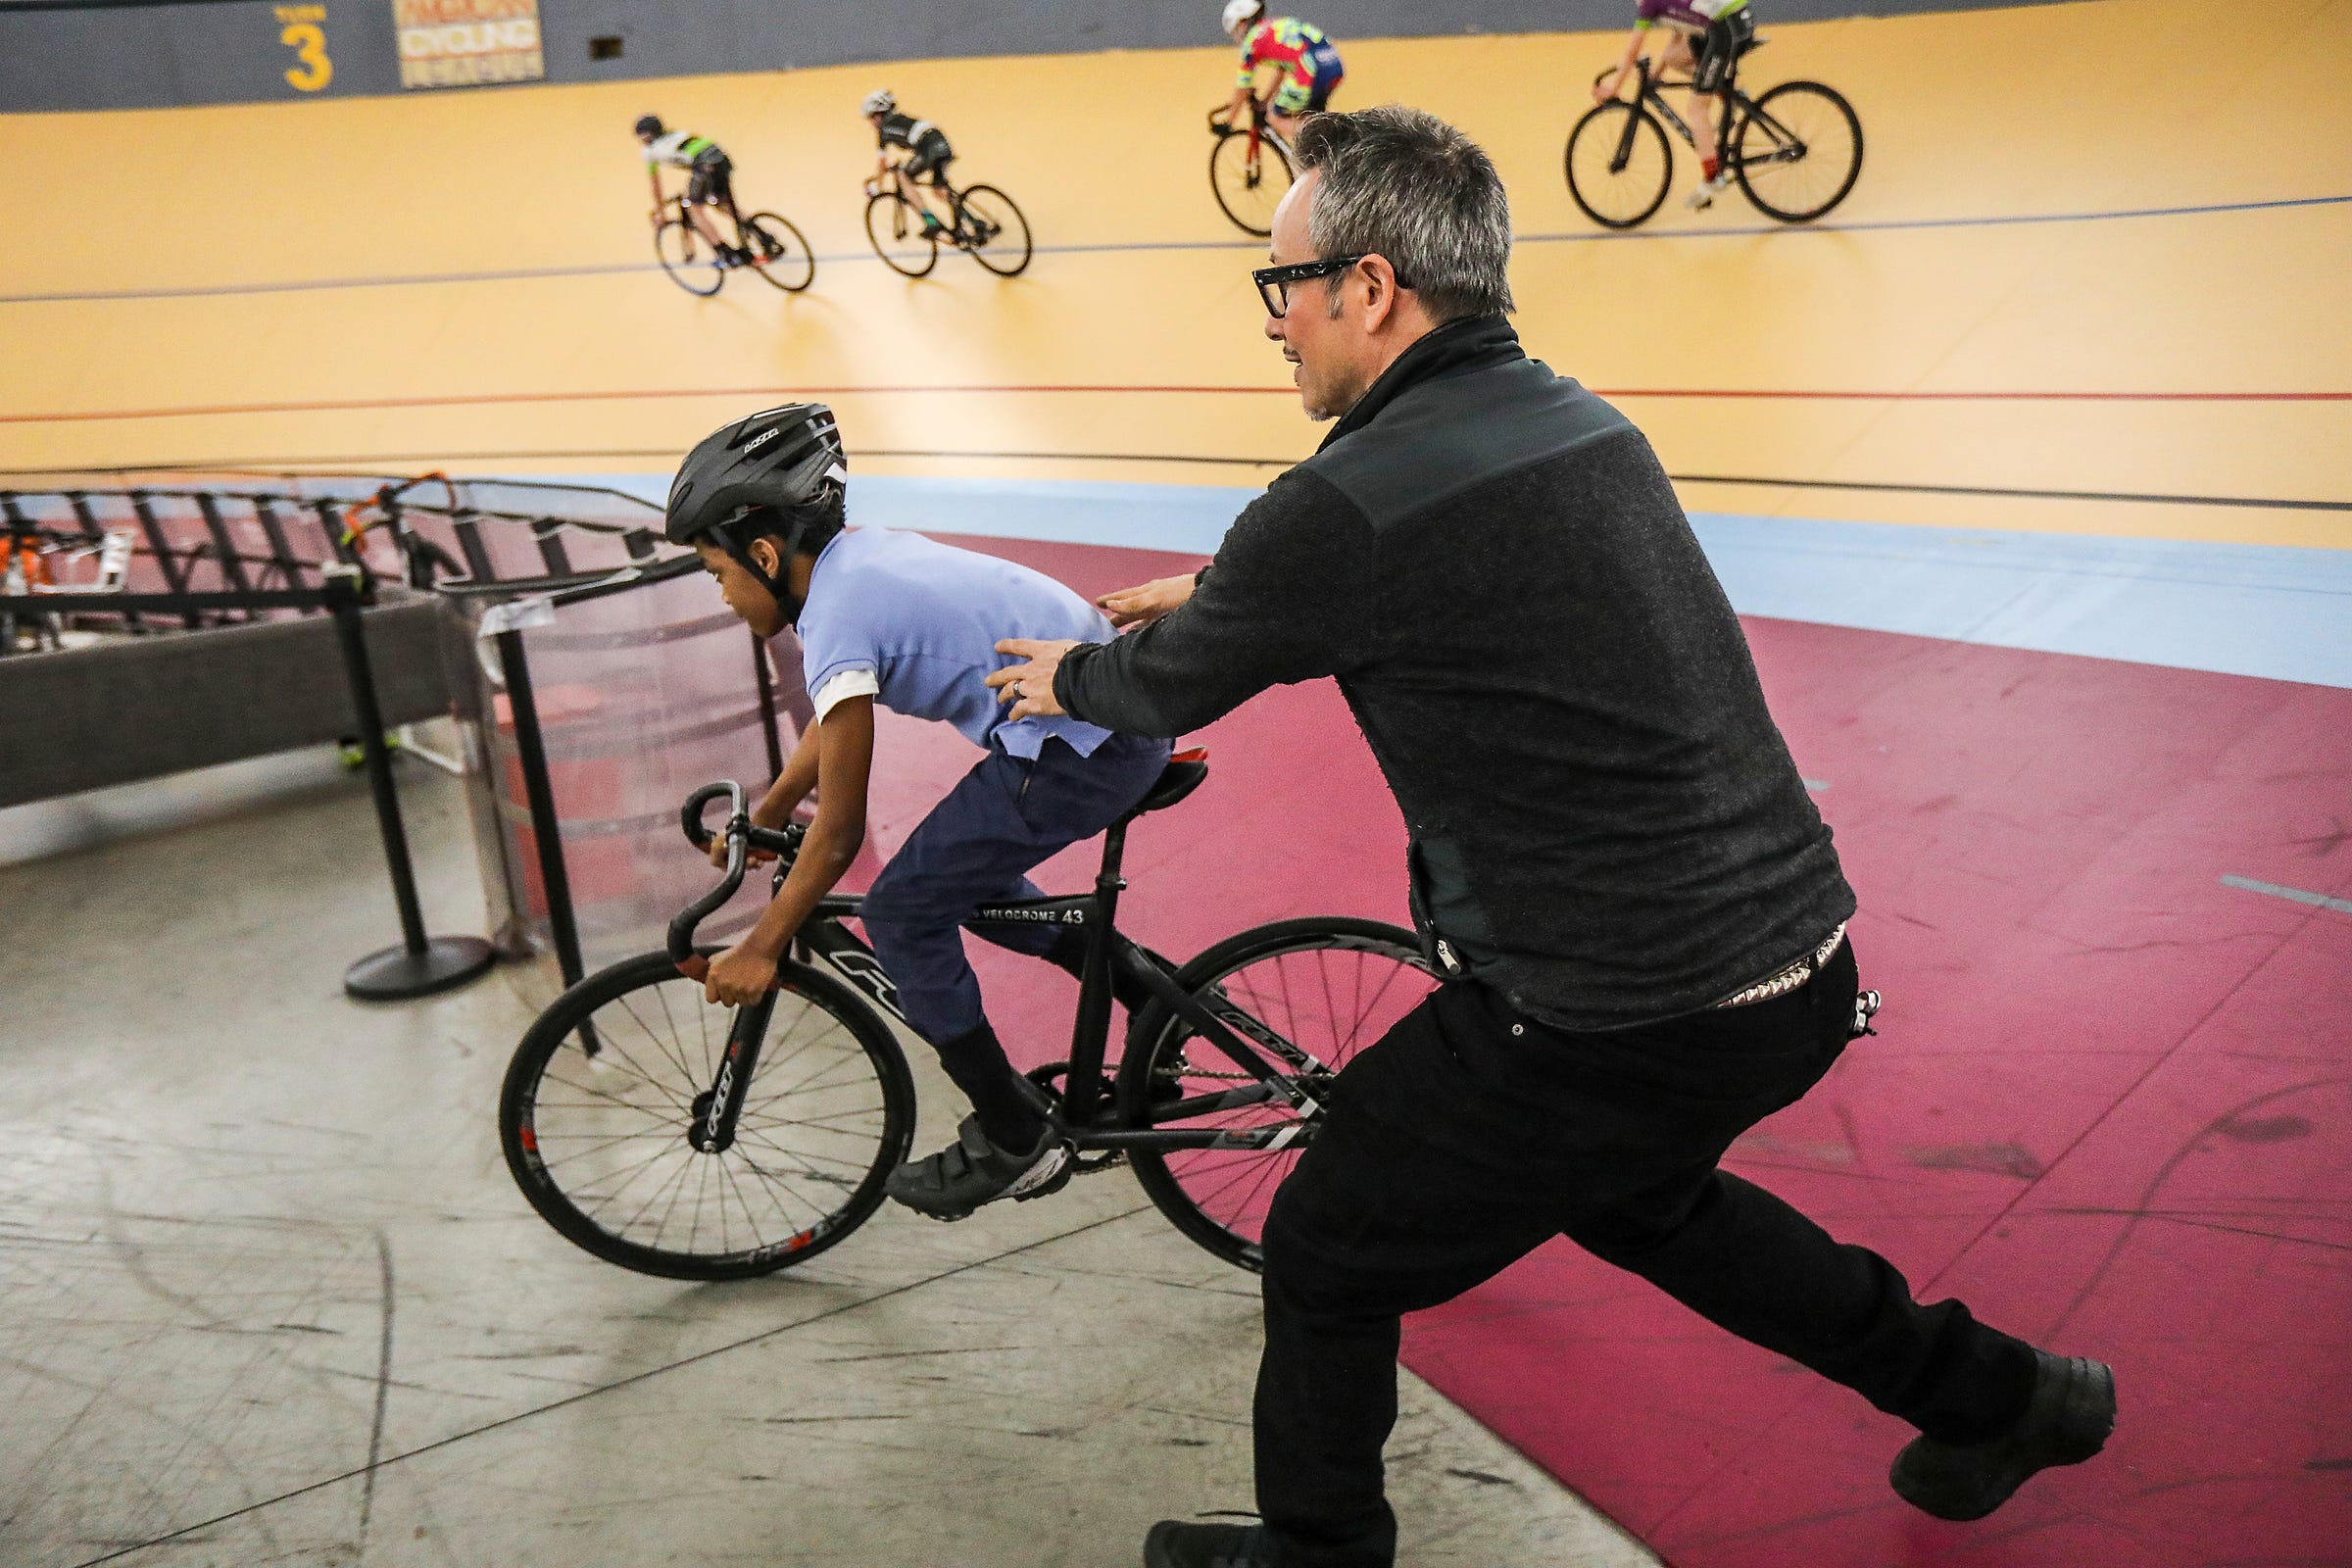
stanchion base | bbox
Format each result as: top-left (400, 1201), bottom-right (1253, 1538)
top-left (345, 937), bottom-right (498, 1001)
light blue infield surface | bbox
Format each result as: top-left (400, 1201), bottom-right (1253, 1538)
top-left (564, 472), bottom-right (2352, 691)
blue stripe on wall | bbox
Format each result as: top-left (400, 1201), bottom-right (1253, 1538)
top-left (557, 472), bottom-right (2352, 691)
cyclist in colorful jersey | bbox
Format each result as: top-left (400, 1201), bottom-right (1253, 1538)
top-left (1593, 0), bottom-right (1757, 209)
top-left (635, 114), bottom-right (749, 265)
top-left (1219, 1), bottom-right (1344, 139)
top-left (861, 89), bottom-right (956, 236)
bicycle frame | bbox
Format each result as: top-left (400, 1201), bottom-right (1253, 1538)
top-left (1620, 56), bottom-right (1802, 175)
top-left (674, 783), bottom-right (1331, 1165)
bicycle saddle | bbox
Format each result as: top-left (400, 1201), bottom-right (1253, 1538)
top-left (1127, 748), bottom-right (1209, 819)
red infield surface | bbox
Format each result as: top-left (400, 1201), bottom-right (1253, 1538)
top-left (876, 536), bottom-right (2352, 1568)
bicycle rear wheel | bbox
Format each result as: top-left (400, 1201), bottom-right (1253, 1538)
top-left (655, 217), bottom-right (725, 296)
top-left (864, 191), bottom-right (939, 277)
top-left (1209, 130), bottom-right (1292, 237)
top-left (955, 184), bottom-right (1032, 277)
top-left (500, 952), bottom-right (915, 1280)
top-left (1733, 79), bottom-right (1863, 222)
top-left (1122, 918), bottom-right (1436, 1271)
top-left (1565, 101), bottom-right (1673, 229)
top-left (741, 210), bottom-right (815, 292)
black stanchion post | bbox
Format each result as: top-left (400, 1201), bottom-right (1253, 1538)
top-left (494, 623), bottom-right (588, 990)
top-left (326, 565), bottom-right (497, 1001)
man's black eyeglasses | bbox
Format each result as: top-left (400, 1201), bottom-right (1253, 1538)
top-left (1252, 254), bottom-right (1412, 318)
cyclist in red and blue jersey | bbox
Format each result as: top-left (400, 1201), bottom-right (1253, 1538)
top-left (1219, 1), bottom-right (1344, 139)
top-left (1594, 0), bottom-right (1757, 209)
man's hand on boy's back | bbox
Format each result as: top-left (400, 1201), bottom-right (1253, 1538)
top-left (988, 639), bottom-right (1081, 720)
top-left (1098, 573), bottom-right (1198, 629)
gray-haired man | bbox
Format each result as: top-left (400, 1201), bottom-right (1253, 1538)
top-left (990, 107), bottom-right (2114, 1568)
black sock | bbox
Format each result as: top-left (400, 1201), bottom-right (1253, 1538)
top-left (932, 1020), bottom-right (1045, 1151)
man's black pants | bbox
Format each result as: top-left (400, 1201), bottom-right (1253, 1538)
top-left (1252, 941), bottom-right (2040, 1567)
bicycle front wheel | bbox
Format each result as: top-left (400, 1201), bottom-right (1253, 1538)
top-left (1565, 101), bottom-right (1673, 229)
top-left (1122, 917), bottom-right (1436, 1271)
top-left (1209, 131), bottom-right (1292, 237)
top-left (1733, 79), bottom-right (1863, 222)
top-left (500, 952), bottom-right (915, 1280)
top-left (742, 210), bottom-right (816, 292)
top-left (955, 183), bottom-right (1032, 277)
top-left (655, 217), bottom-right (725, 296)
top-left (864, 192), bottom-right (939, 277)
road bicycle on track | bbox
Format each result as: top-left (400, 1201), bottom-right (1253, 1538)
top-left (654, 193), bottom-right (815, 296)
top-left (1207, 104), bottom-right (1295, 237)
top-left (498, 752), bottom-right (1434, 1280)
top-left (1566, 47), bottom-right (1863, 229)
top-left (864, 174), bottom-right (1033, 278)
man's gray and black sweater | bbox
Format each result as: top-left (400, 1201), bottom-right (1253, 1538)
top-left (1055, 316), bottom-right (1854, 1030)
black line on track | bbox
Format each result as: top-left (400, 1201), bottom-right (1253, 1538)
top-left (7, 451), bottom-right (2345, 514)
top-left (67, 1203), bottom-right (1152, 1568)
top-left (4, 193), bottom-right (2344, 306)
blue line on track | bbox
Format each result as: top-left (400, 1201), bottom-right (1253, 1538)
top-left (4, 193), bottom-right (2343, 307)
top-left (2221, 876), bottom-right (2352, 917)
top-left (536, 470), bottom-right (2352, 690)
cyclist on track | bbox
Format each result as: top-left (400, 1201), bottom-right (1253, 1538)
top-left (636, 113), bottom-right (749, 265)
top-left (1219, 1), bottom-right (1344, 140)
top-left (861, 89), bottom-right (957, 235)
top-left (664, 404), bottom-right (1174, 1224)
top-left (1593, 0), bottom-right (1757, 209)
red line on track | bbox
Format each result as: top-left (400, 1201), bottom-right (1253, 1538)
top-left (5, 385), bottom-right (2348, 426)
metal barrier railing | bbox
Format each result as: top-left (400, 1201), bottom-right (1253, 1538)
top-left (2, 469), bottom-right (802, 1003)
top-left (0, 471), bottom-right (671, 655)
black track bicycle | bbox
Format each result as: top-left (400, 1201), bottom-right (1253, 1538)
top-left (498, 752), bottom-right (1434, 1280)
top-left (864, 173), bottom-right (1033, 278)
top-left (654, 193), bottom-right (816, 296)
top-left (1207, 103), bottom-right (1296, 238)
top-left (1565, 47), bottom-right (1863, 228)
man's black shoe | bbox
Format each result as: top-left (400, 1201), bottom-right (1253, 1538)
top-left (884, 1115), bottom-right (1069, 1221)
top-left (1891, 1350), bottom-right (2116, 1520)
top-left (1143, 1520), bottom-right (1277, 1568)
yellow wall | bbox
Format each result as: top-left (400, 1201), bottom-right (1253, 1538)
top-left (2, 0), bottom-right (2346, 546)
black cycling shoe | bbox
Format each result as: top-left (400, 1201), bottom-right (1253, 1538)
top-left (884, 1115), bottom-right (1071, 1222)
top-left (1891, 1350), bottom-right (2117, 1521)
top-left (1143, 1521), bottom-right (1277, 1568)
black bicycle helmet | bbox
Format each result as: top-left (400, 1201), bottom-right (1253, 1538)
top-left (666, 403), bottom-right (849, 615)
top-left (634, 114), bottom-right (664, 138)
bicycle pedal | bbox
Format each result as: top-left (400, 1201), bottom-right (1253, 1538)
top-left (1071, 1151), bottom-right (1127, 1177)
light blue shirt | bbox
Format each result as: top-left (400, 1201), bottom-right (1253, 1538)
top-left (795, 527), bottom-right (1116, 760)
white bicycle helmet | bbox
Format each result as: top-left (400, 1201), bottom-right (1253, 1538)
top-left (1221, 0), bottom-right (1265, 36)
top-left (860, 88), bottom-right (896, 116)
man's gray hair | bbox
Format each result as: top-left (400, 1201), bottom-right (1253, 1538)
top-left (1292, 106), bottom-right (1513, 323)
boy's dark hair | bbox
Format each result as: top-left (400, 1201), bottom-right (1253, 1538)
top-left (736, 494), bottom-right (846, 557)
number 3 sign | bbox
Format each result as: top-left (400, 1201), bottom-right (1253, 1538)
top-left (276, 5), bottom-right (334, 91)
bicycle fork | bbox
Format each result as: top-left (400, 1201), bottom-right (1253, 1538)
top-left (688, 992), bottom-right (776, 1153)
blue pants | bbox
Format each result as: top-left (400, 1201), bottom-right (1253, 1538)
top-left (860, 731), bottom-right (1172, 1049)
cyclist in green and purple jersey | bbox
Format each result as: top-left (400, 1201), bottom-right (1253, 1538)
top-left (636, 114), bottom-right (749, 265)
top-left (1594, 0), bottom-right (1757, 209)
top-left (1219, 1), bottom-right (1345, 139)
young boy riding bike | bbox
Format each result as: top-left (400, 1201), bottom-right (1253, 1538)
top-left (1594, 0), bottom-right (1757, 209)
top-left (635, 114), bottom-right (749, 264)
top-left (666, 404), bottom-right (1173, 1220)
top-left (860, 89), bottom-right (958, 235)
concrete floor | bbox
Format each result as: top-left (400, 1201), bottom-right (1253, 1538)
top-left (0, 762), bottom-right (1658, 1568)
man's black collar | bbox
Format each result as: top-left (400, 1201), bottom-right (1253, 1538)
top-left (1317, 315), bottom-right (1525, 452)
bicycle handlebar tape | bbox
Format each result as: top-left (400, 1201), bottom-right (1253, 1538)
top-left (680, 780), bottom-right (741, 853)
top-left (669, 825), bottom-right (747, 969)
